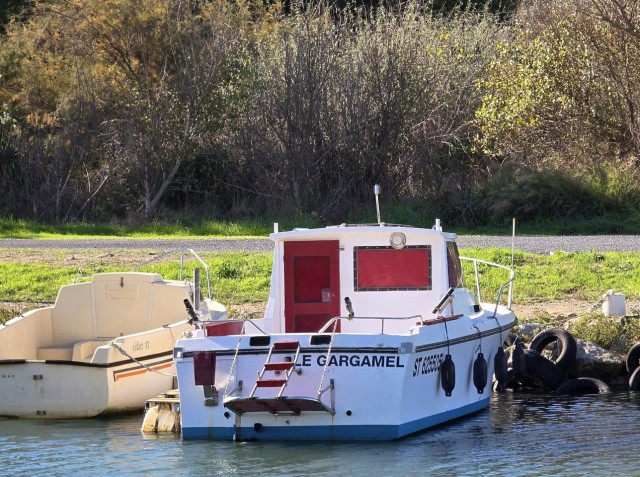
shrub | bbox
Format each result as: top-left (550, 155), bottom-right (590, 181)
top-left (568, 314), bottom-right (640, 353)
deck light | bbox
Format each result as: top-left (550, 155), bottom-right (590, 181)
top-left (389, 232), bottom-right (406, 249)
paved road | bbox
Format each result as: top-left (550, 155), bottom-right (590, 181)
top-left (0, 235), bottom-right (639, 254)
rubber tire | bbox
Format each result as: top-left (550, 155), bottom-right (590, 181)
top-left (556, 377), bottom-right (611, 394)
top-left (496, 368), bottom-right (539, 392)
top-left (529, 328), bottom-right (577, 370)
top-left (522, 349), bottom-right (566, 391)
top-left (626, 343), bottom-right (640, 374)
top-left (503, 332), bottom-right (521, 347)
top-left (629, 366), bottom-right (640, 391)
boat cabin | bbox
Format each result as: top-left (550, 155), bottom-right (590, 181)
top-left (253, 223), bottom-right (477, 336)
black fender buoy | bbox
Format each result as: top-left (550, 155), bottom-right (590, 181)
top-left (556, 377), bottom-right (611, 394)
top-left (441, 354), bottom-right (455, 397)
top-left (626, 343), bottom-right (640, 374)
top-left (494, 347), bottom-right (508, 392)
top-left (512, 340), bottom-right (526, 378)
top-left (473, 352), bottom-right (488, 394)
top-left (529, 328), bottom-right (577, 370)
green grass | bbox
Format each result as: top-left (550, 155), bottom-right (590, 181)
top-left (462, 248), bottom-right (640, 304)
top-left (2, 247), bottom-right (638, 309)
top-left (0, 251), bottom-right (273, 315)
top-left (0, 217), bottom-right (277, 239)
top-left (3, 243), bottom-right (639, 351)
top-left (3, 213), bottom-right (640, 239)
top-left (459, 213), bottom-right (640, 235)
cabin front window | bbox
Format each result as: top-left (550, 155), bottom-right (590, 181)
top-left (353, 246), bottom-right (432, 291)
top-left (447, 241), bottom-right (464, 288)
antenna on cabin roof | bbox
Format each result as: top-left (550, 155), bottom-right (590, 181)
top-left (374, 184), bottom-right (382, 224)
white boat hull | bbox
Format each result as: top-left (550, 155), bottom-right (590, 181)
top-left (0, 269), bottom-right (209, 419)
top-left (0, 354), bottom-right (176, 418)
top-left (176, 309), bottom-right (516, 440)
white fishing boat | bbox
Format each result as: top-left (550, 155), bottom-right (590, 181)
top-left (173, 188), bottom-right (517, 441)
top-left (0, 250), bottom-right (223, 419)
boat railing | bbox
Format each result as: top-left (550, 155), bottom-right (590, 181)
top-left (318, 314), bottom-right (423, 334)
top-left (459, 257), bottom-right (515, 312)
top-left (133, 248), bottom-right (212, 300)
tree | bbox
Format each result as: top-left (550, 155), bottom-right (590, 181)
top-left (226, 4), bottom-right (503, 219)
top-left (0, 0), bottom-right (32, 34)
top-left (68, 0), bottom-right (250, 219)
top-left (476, 0), bottom-right (640, 168)
top-left (0, 0), bottom-right (252, 221)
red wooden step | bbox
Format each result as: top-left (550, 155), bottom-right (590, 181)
top-left (273, 341), bottom-right (300, 350)
top-left (264, 362), bottom-right (294, 371)
top-left (255, 378), bottom-right (287, 387)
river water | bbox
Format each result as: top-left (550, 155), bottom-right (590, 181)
top-left (2, 391), bottom-right (639, 477)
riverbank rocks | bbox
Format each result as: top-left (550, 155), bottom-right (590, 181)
top-left (514, 323), bottom-right (545, 341)
top-left (565, 339), bottom-right (625, 383)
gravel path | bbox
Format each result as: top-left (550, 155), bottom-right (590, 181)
top-left (0, 235), bottom-right (639, 253)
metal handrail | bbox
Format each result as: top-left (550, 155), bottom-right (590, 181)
top-left (318, 314), bottom-right (423, 334)
top-left (133, 248), bottom-right (212, 299)
top-left (459, 256), bottom-right (515, 311)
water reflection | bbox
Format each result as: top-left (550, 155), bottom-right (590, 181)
top-left (2, 393), bottom-right (640, 477)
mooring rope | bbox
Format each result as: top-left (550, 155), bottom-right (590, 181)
top-left (224, 321), bottom-right (246, 398)
top-left (317, 319), bottom-right (338, 399)
top-left (110, 342), bottom-right (176, 377)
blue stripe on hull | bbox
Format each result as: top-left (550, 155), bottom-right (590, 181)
top-left (181, 397), bottom-right (490, 441)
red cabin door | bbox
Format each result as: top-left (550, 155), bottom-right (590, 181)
top-left (284, 240), bottom-right (341, 333)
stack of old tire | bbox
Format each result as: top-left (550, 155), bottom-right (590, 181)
top-left (497, 328), bottom-right (611, 394)
top-left (626, 343), bottom-right (640, 391)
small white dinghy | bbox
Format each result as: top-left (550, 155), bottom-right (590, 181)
top-left (0, 250), bottom-right (222, 419)
top-left (173, 189), bottom-right (517, 441)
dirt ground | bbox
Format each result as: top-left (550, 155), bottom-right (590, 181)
top-left (513, 298), bottom-right (640, 321)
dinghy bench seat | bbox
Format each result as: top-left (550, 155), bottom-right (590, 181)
top-left (36, 347), bottom-right (73, 361)
top-left (72, 339), bottom-right (111, 362)
top-left (36, 340), bottom-right (111, 362)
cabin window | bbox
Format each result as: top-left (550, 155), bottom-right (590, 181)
top-left (353, 246), bottom-right (431, 291)
top-left (446, 241), bottom-right (464, 288)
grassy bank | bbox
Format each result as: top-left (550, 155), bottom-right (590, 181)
top-left (0, 250), bottom-right (273, 315)
top-left (1, 247), bottom-right (638, 311)
top-left (1, 233), bottom-right (640, 351)
top-left (0, 217), bottom-right (276, 239)
top-left (3, 214), bottom-right (640, 238)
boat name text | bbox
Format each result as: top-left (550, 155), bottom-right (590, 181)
top-left (132, 340), bottom-right (150, 352)
top-left (412, 353), bottom-right (444, 377)
top-left (300, 354), bottom-right (404, 368)
top-left (1, 374), bottom-right (16, 379)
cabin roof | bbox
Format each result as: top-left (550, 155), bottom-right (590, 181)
top-left (270, 223), bottom-right (457, 242)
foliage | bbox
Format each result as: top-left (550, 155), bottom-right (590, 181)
top-left (475, 29), bottom-right (575, 160)
top-left (2, 0), bottom-right (640, 227)
top-left (0, 0), bottom-right (255, 222)
top-left (480, 167), bottom-right (640, 223)
top-left (0, 0), bottom-right (32, 34)
top-left (226, 3), bottom-right (503, 220)
top-left (568, 314), bottom-right (640, 352)
top-left (0, 0), bottom-right (508, 224)
top-left (475, 0), bottom-right (640, 173)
